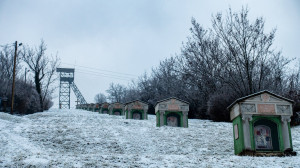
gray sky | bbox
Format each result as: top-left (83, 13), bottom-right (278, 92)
top-left (0, 0), bottom-right (299, 108)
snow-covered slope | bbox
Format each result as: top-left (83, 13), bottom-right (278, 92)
top-left (0, 109), bottom-right (299, 167)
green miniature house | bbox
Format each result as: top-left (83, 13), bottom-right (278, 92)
top-left (80, 104), bottom-right (86, 110)
top-left (93, 103), bottom-right (100, 112)
top-left (88, 103), bottom-right (94, 111)
top-left (108, 102), bottom-right (124, 115)
top-left (228, 90), bottom-right (296, 156)
top-left (100, 102), bottom-right (110, 114)
top-left (125, 100), bottom-right (148, 120)
top-left (77, 104), bottom-right (84, 109)
top-left (155, 97), bottom-right (189, 127)
top-left (83, 104), bottom-right (88, 110)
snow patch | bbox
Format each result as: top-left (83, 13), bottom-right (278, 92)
top-left (1, 109), bottom-right (300, 167)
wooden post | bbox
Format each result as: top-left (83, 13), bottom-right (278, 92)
top-left (75, 99), bottom-right (80, 109)
top-left (75, 99), bottom-right (80, 105)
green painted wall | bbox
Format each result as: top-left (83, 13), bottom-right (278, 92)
top-left (232, 116), bottom-right (245, 155)
top-left (156, 112), bottom-right (160, 127)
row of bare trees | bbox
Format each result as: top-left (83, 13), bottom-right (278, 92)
top-left (0, 40), bottom-right (59, 114)
top-left (98, 7), bottom-right (300, 124)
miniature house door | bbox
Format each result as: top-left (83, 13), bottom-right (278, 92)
top-left (132, 111), bottom-right (142, 120)
top-left (166, 113), bottom-right (180, 127)
top-left (114, 110), bottom-right (121, 115)
top-left (253, 119), bottom-right (279, 151)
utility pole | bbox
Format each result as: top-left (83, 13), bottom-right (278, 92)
top-left (11, 41), bottom-right (22, 115)
top-left (25, 68), bottom-right (29, 84)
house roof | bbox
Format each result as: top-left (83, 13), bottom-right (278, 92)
top-left (155, 97), bottom-right (189, 106)
top-left (110, 102), bottom-right (124, 105)
top-left (227, 90), bottom-right (294, 110)
top-left (124, 99), bottom-right (148, 105)
top-left (100, 102), bottom-right (110, 105)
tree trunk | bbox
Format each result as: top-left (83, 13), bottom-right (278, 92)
top-left (35, 71), bottom-right (43, 111)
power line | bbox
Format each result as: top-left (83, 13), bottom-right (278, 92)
top-left (61, 62), bottom-right (138, 77)
top-left (0, 43), bottom-right (15, 48)
top-left (75, 68), bottom-right (137, 80)
top-left (76, 70), bottom-right (134, 81)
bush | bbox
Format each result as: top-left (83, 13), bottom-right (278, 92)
top-left (207, 93), bottom-right (237, 122)
top-left (283, 90), bottom-right (300, 126)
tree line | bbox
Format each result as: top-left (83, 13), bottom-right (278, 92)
top-left (0, 40), bottom-right (59, 114)
top-left (95, 8), bottom-right (300, 125)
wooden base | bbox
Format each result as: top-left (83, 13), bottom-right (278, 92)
top-left (238, 149), bottom-right (297, 157)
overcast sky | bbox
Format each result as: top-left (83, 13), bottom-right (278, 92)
top-left (0, 0), bottom-right (299, 108)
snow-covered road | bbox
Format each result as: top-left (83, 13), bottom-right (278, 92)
top-left (0, 109), bottom-right (299, 167)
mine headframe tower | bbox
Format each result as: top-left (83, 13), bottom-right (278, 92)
top-left (56, 68), bottom-right (87, 109)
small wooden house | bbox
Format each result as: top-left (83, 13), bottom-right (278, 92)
top-left (100, 102), bottom-right (110, 114)
top-left (125, 100), bottom-right (148, 120)
top-left (228, 90), bottom-right (296, 156)
top-left (155, 97), bottom-right (189, 127)
top-left (108, 102), bottom-right (124, 115)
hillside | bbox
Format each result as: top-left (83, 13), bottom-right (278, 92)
top-left (0, 109), bottom-right (299, 167)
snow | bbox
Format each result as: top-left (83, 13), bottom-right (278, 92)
top-left (0, 109), bottom-right (300, 167)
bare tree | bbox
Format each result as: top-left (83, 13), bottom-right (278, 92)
top-left (122, 81), bottom-right (140, 103)
top-left (21, 40), bottom-right (60, 111)
top-left (100, 7), bottom-right (299, 123)
top-left (178, 7), bottom-right (295, 121)
top-left (0, 44), bottom-right (21, 97)
top-left (211, 7), bottom-right (291, 95)
top-left (94, 93), bottom-right (107, 103)
top-left (106, 83), bottom-right (126, 103)
top-left (180, 7), bottom-right (292, 97)
top-left (1, 43), bottom-right (42, 114)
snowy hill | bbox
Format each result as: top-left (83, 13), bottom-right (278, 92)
top-left (0, 109), bottom-right (300, 167)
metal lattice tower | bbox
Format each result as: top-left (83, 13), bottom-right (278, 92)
top-left (70, 83), bottom-right (87, 105)
top-left (57, 68), bottom-right (87, 109)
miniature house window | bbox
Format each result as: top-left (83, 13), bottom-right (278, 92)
top-left (277, 105), bottom-right (291, 114)
top-left (234, 124), bottom-right (239, 140)
top-left (166, 113), bottom-right (180, 127)
top-left (254, 125), bottom-right (273, 150)
top-left (241, 103), bottom-right (256, 113)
